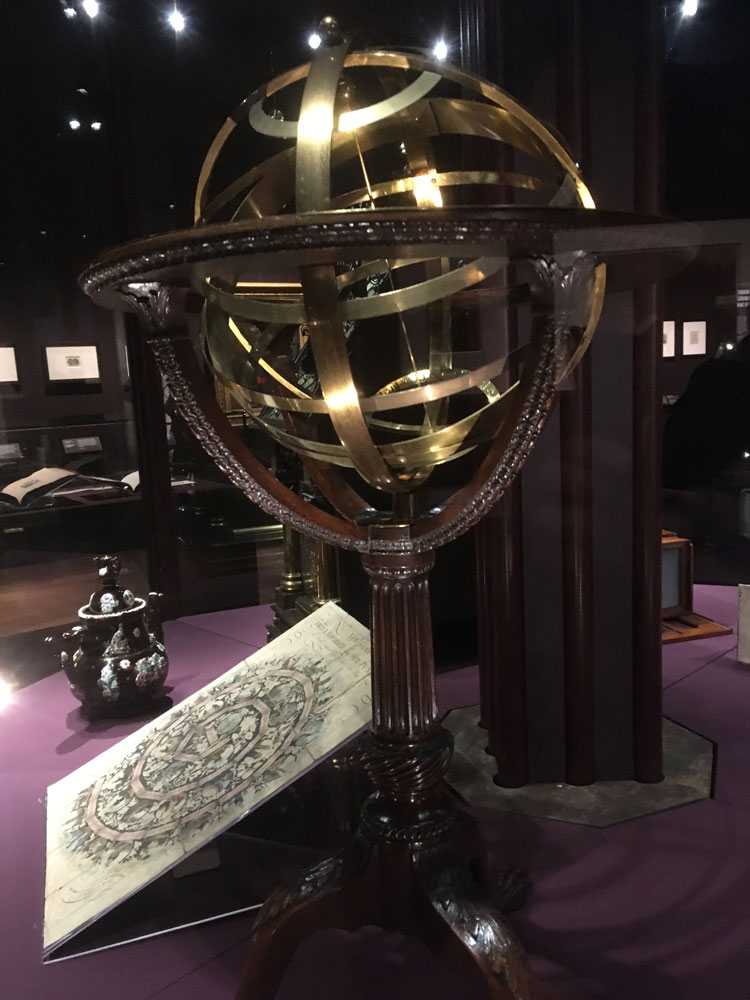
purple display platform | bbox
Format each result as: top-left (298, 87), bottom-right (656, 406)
top-left (3, 589), bottom-right (749, 999)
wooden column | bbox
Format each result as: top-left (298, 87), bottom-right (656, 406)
top-left (126, 316), bottom-right (181, 619)
top-left (477, 488), bottom-right (529, 787)
top-left (359, 529), bottom-right (454, 843)
top-left (364, 546), bottom-right (438, 744)
top-left (459, 0), bottom-right (530, 786)
top-left (631, 0), bottom-right (665, 783)
top-left (557, 0), bottom-right (596, 784)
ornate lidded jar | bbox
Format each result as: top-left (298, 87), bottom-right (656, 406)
top-left (60, 555), bottom-right (168, 717)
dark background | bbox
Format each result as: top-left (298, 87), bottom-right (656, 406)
top-left (1, 0), bottom-right (749, 618)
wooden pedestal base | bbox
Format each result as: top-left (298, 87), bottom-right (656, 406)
top-left (235, 793), bottom-right (532, 1000)
top-left (236, 531), bottom-right (542, 1000)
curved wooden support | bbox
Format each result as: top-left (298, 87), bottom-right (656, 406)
top-left (421, 862), bottom-right (533, 1000)
top-left (235, 840), bottom-right (374, 1000)
top-left (235, 836), bottom-right (534, 1000)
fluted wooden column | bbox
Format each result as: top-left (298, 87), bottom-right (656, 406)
top-left (459, 0), bottom-right (531, 786)
top-left (557, 0), bottom-right (596, 785)
top-left (362, 545), bottom-right (438, 744)
top-left (359, 528), bottom-right (454, 843)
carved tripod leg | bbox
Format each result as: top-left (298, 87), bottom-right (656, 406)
top-left (420, 861), bottom-right (534, 1000)
top-left (234, 839), bottom-right (374, 1000)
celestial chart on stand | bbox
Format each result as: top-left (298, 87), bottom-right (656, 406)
top-left (44, 602), bottom-right (371, 955)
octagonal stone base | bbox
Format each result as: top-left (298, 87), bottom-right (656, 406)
top-left (444, 707), bottom-right (714, 827)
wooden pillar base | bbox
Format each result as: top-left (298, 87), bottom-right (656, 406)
top-left (234, 826), bottom-right (536, 1000)
top-left (235, 529), bottom-right (538, 1000)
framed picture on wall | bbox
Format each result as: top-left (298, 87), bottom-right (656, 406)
top-left (662, 321), bottom-right (676, 358)
top-left (45, 345), bottom-right (100, 381)
top-left (0, 346), bottom-right (19, 383)
top-left (44, 345), bottom-right (101, 395)
top-left (682, 321), bottom-right (707, 357)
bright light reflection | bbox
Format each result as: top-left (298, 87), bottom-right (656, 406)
top-left (228, 317), bottom-right (252, 354)
top-left (682, 0), bottom-right (698, 16)
top-left (90, 120), bottom-right (102, 131)
top-left (433, 39), bottom-right (448, 61)
top-left (68, 118), bottom-right (81, 130)
top-left (168, 8), bottom-right (185, 32)
top-left (325, 385), bottom-right (359, 411)
top-left (0, 678), bottom-right (14, 712)
top-left (63, 6), bottom-right (77, 18)
top-left (726, 342), bottom-right (735, 350)
top-left (412, 170), bottom-right (443, 208)
top-left (308, 32), bottom-right (322, 49)
top-left (297, 102), bottom-right (332, 140)
top-left (82, 0), bottom-right (100, 18)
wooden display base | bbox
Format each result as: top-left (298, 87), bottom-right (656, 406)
top-left (235, 539), bottom-right (542, 1000)
top-left (661, 611), bottom-right (732, 644)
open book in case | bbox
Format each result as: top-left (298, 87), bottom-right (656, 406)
top-left (0, 465), bottom-right (195, 510)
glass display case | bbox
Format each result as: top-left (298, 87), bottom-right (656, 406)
top-left (2, 5), bottom-right (750, 1000)
top-left (0, 0), bottom-right (460, 685)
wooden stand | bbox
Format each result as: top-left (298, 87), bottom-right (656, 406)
top-left (78, 211), bottom-right (672, 1000)
top-left (236, 526), bottom-right (533, 1000)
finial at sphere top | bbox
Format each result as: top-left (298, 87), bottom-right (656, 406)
top-left (318, 14), bottom-right (342, 43)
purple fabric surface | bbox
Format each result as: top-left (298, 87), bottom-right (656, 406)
top-left (661, 584), bottom-right (736, 688)
top-left (178, 603), bottom-right (274, 647)
top-left (1, 613), bottom-right (267, 1000)
top-left (3, 587), bottom-right (750, 999)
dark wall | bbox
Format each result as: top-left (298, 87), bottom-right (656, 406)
top-left (461, 0), bottom-right (661, 783)
top-left (662, 245), bottom-right (737, 399)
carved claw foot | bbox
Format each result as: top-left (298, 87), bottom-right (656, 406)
top-left (493, 866), bottom-right (533, 915)
top-left (467, 860), bottom-right (533, 915)
top-left (422, 862), bottom-right (534, 1000)
top-left (235, 838), bottom-right (373, 1000)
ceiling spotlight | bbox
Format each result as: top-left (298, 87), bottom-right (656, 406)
top-left (432, 39), bottom-right (449, 61)
top-left (68, 118), bottom-right (81, 130)
top-left (90, 120), bottom-right (102, 131)
top-left (82, 0), bottom-right (100, 18)
top-left (726, 342), bottom-right (735, 350)
top-left (308, 32), bottom-right (322, 49)
top-left (167, 8), bottom-right (185, 32)
top-left (681, 0), bottom-right (698, 16)
top-left (63, 5), bottom-right (77, 18)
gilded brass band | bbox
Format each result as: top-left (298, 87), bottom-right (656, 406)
top-left (201, 99), bottom-right (571, 225)
top-left (249, 70), bottom-right (442, 139)
top-left (224, 376), bottom-right (516, 474)
top-left (329, 170), bottom-right (552, 210)
top-left (194, 40), bottom-right (603, 497)
top-left (205, 302), bottom-right (530, 414)
top-left (338, 71), bottom-right (441, 131)
top-left (342, 50), bottom-right (594, 207)
top-left (301, 262), bottom-right (408, 490)
top-left (197, 48), bottom-right (595, 224)
top-left (203, 255), bottom-right (507, 325)
top-left (295, 38), bottom-right (351, 212)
